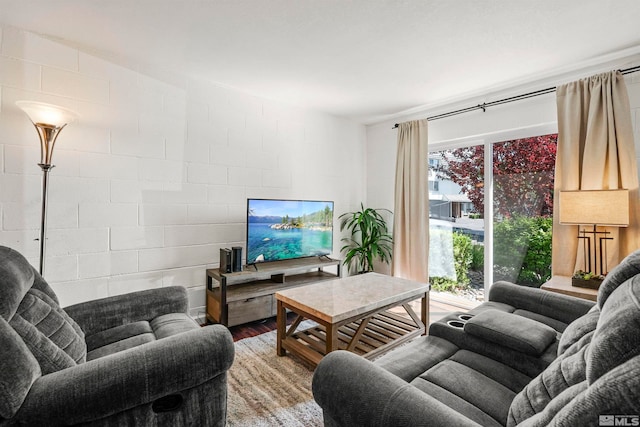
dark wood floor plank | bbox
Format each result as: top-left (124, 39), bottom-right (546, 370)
top-left (222, 312), bottom-right (298, 342)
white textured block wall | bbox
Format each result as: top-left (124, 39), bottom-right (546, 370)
top-left (0, 25), bottom-right (367, 315)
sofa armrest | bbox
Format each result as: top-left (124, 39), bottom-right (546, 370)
top-left (464, 309), bottom-right (557, 356)
top-left (64, 286), bottom-right (190, 336)
top-left (11, 325), bottom-right (233, 426)
top-left (312, 351), bottom-right (482, 427)
top-left (488, 281), bottom-right (594, 325)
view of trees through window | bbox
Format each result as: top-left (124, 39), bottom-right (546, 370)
top-left (428, 134), bottom-right (557, 301)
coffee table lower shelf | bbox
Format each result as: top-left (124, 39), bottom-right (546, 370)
top-left (280, 309), bottom-right (423, 367)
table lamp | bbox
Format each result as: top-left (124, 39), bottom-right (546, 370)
top-left (559, 189), bottom-right (629, 277)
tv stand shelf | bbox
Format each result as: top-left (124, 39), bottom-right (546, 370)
top-left (206, 257), bottom-right (341, 327)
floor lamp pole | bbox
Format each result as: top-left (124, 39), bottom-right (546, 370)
top-left (38, 163), bottom-right (54, 276)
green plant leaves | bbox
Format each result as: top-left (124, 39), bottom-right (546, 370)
top-left (339, 204), bottom-right (393, 274)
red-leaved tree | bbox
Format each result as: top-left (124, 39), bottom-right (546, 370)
top-left (433, 134), bottom-right (557, 218)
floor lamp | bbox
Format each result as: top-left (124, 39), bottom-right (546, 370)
top-left (16, 101), bottom-right (79, 277)
top-left (559, 189), bottom-right (630, 277)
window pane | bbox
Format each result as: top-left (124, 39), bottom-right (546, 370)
top-left (428, 147), bottom-right (485, 301)
top-left (492, 134), bottom-right (557, 287)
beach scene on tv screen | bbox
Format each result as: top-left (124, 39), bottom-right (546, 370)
top-left (247, 199), bottom-right (333, 263)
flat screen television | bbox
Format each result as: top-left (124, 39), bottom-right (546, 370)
top-left (246, 198), bottom-right (334, 264)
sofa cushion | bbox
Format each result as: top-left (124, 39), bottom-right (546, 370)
top-left (85, 320), bottom-right (153, 352)
top-left (557, 305), bottom-right (599, 356)
top-left (0, 246), bottom-right (38, 321)
top-left (587, 275), bottom-right (640, 384)
top-left (549, 354), bottom-right (640, 426)
top-left (387, 345), bottom-right (532, 425)
top-left (411, 378), bottom-right (503, 427)
top-left (87, 330), bottom-right (156, 360)
top-left (151, 313), bottom-right (201, 339)
top-left (10, 288), bottom-right (86, 375)
top-left (470, 296), bottom-right (576, 333)
top-left (597, 249), bottom-right (640, 308)
top-left (449, 350), bottom-right (532, 393)
top-left (507, 330), bottom-right (593, 426)
top-left (0, 318), bottom-right (41, 419)
top-left (513, 355), bottom-right (640, 426)
top-left (511, 309), bottom-right (568, 333)
top-left (418, 359), bottom-right (516, 425)
top-left (464, 310), bottom-right (557, 356)
top-left (469, 301), bottom-right (516, 315)
top-left (86, 313), bottom-right (199, 361)
top-left (513, 381), bottom-right (588, 427)
top-left (375, 336), bottom-right (458, 382)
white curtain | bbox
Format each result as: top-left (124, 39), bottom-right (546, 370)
top-left (392, 119), bottom-right (429, 282)
top-left (553, 70), bottom-right (640, 276)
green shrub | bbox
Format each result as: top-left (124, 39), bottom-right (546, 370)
top-left (470, 243), bottom-right (484, 271)
top-left (452, 232), bottom-right (472, 285)
top-left (493, 216), bottom-right (552, 287)
top-left (429, 276), bottom-right (460, 293)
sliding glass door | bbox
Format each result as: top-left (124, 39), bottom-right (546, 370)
top-left (428, 133), bottom-right (557, 302)
top-left (429, 145), bottom-right (485, 301)
top-left (492, 135), bottom-right (556, 287)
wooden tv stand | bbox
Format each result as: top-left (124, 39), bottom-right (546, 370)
top-left (206, 257), bottom-right (341, 327)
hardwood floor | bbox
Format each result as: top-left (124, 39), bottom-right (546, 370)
top-left (226, 313), bottom-right (297, 342)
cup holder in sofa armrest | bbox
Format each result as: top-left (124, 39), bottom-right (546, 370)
top-left (428, 312), bottom-right (471, 342)
top-left (446, 320), bottom-right (466, 328)
top-left (463, 309), bottom-right (557, 357)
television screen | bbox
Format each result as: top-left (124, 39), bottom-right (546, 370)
top-left (246, 199), bottom-right (334, 263)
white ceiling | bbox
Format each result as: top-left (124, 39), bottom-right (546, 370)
top-left (1, 0), bottom-right (640, 124)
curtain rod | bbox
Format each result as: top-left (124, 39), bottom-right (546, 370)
top-left (392, 65), bottom-right (640, 128)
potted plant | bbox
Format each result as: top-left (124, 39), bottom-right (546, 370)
top-left (339, 204), bottom-right (393, 274)
top-left (571, 270), bottom-right (605, 289)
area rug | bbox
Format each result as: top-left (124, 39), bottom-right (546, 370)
top-left (226, 325), bottom-right (323, 427)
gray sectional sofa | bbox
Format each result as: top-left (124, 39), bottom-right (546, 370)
top-left (313, 250), bottom-right (640, 426)
top-left (0, 246), bottom-right (235, 426)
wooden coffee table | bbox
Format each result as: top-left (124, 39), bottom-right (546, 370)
top-left (276, 272), bottom-right (429, 367)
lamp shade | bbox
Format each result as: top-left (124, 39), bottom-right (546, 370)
top-left (559, 190), bottom-right (629, 227)
top-left (16, 101), bottom-right (79, 128)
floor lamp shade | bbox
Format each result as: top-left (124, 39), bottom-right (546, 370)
top-left (16, 101), bottom-right (79, 276)
top-left (16, 101), bottom-right (79, 165)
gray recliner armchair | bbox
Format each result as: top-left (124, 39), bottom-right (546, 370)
top-left (0, 246), bottom-right (234, 426)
